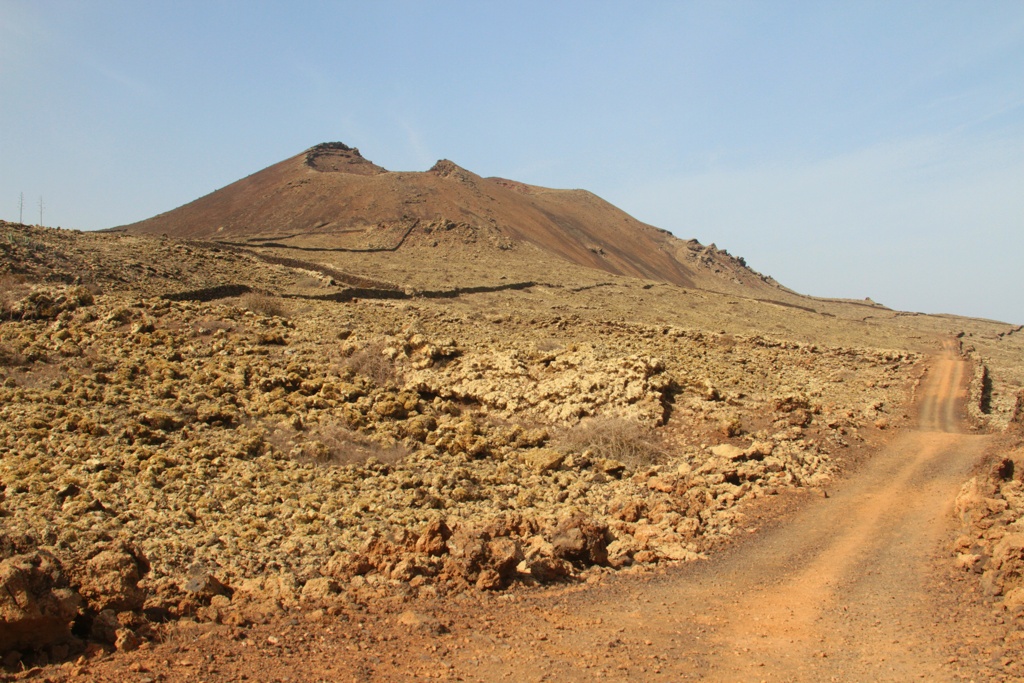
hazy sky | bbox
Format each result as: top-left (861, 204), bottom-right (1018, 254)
top-left (2, 2), bottom-right (1022, 324)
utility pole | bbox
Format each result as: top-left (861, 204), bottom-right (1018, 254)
top-left (38, 196), bottom-right (43, 226)
top-left (19, 192), bottom-right (23, 224)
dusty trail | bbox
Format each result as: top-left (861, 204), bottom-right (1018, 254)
top-left (77, 347), bottom-right (999, 682)
top-left (436, 344), bottom-right (991, 681)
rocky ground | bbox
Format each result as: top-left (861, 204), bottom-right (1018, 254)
top-left (953, 426), bottom-right (1024, 613)
top-left (0, 221), bottom-right (1021, 678)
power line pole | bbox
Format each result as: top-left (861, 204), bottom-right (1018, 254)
top-left (19, 192), bottom-right (24, 224)
top-left (38, 196), bottom-right (43, 226)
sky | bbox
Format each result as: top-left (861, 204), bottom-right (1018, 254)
top-left (1, 2), bottom-right (1022, 324)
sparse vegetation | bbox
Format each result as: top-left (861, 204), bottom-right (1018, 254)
top-left (240, 291), bottom-right (288, 318)
top-left (1, 226), bottom-right (44, 252)
top-left (719, 415), bottom-right (743, 437)
top-left (535, 338), bottom-right (563, 353)
top-left (345, 340), bottom-right (398, 386)
top-left (553, 417), bottom-right (666, 469)
top-left (0, 274), bottom-right (31, 319)
top-left (0, 343), bottom-right (26, 367)
top-left (269, 421), bottom-right (408, 467)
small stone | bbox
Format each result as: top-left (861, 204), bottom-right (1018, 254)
top-left (710, 444), bottom-right (744, 460)
top-left (115, 628), bottom-right (141, 652)
top-left (183, 569), bottom-right (232, 599)
top-left (596, 459), bottom-right (626, 476)
top-left (527, 557), bottom-right (573, 582)
top-left (520, 448), bottom-right (565, 473)
top-left (397, 611), bottom-right (448, 635)
top-left (300, 577), bottom-right (340, 601)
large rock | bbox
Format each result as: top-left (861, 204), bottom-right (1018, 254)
top-left (551, 516), bottom-right (609, 567)
top-left (301, 577), bottom-right (340, 601)
top-left (953, 477), bottom-right (1001, 527)
top-left (183, 565), bottom-right (233, 601)
top-left (442, 528), bottom-right (489, 586)
top-left (414, 519), bottom-right (452, 557)
top-left (989, 533), bottom-right (1024, 595)
top-left (486, 537), bottom-right (524, 581)
top-left (526, 556), bottom-right (574, 582)
top-left (0, 551), bottom-right (82, 652)
top-left (520, 448), bottom-right (565, 473)
top-left (78, 542), bottom-right (149, 612)
top-left (710, 444), bottom-right (745, 460)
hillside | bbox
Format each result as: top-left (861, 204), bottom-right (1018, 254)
top-left (119, 143), bottom-right (781, 297)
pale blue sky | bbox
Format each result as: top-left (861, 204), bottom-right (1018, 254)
top-left (2, 2), bottom-right (1022, 323)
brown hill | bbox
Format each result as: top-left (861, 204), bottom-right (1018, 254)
top-left (119, 142), bottom-right (778, 294)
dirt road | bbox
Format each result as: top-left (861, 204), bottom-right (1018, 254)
top-left (75, 347), bottom-right (1004, 682)
top-left (405, 344), bottom-right (993, 682)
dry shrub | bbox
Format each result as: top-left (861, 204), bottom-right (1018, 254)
top-left (345, 341), bottom-right (397, 387)
top-left (535, 339), bottom-right (563, 353)
top-left (193, 318), bottom-right (234, 336)
top-left (719, 415), bottom-right (743, 437)
top-left (156, 619), bottom-right (203, 647)
top-left (240, 292), bottom-right (288, 318)
top-left (0, 274), bottom-right (31, 319)
top-left (0, 343), bottom-right (27, 367)
top-left (554, 417), bottom-right (666, 469)
top-left (269, 421), bottom-right (408, 467)
top-left (294, 274), bottom-right (324, 290)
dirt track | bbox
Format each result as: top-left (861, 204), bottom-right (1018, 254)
top-left (73, 345), bottom-right (1004, 682)
top-left (417, 342), bottom-right (993, 682)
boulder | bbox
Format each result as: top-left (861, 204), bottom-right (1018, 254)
top-left (990, 533), bottom-right (1024, 594)
top-left (521, 448), bottom-right (565, 473)
top-left (415, 519), bottom-right (452, 557)
top-left (552, 516), bottom-right (609, 566)
top-left (78, 542), bottom-right (149, 612)
top-left (183, 566), bottom-right (233, 601)
top-left (445, 529), bottom-right (489, 581)
top-left (300, 577), bottom-right (340, 601)
top-left (486, 537), bottom-right (523, 581)
top-left (396, 610), bottom-right (448, 635)
top-left (526, 557), bottom-right (573, 582)
top-left (1006, 587), bottom-right (1024, 611)
top-left (475, 568), bottom-right (505, 591)
top-left (710, 444), bottom-right (745, 460)
top-left (0, 551), bottom-right (82, 652)
top-left (953, 477), bottom-right (999, 527)
top-left (89, 608), bottom-right (119, 644)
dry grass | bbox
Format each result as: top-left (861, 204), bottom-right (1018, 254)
top-left (345, 341), bottom-right (397, 387)
top-left (0, 343), bottom-right (27, 367)
top-left (240, 291), bottom-right (288, 318)
top-left (268, 420), bottom-right (408, 467)
top-left (0, 274), bottom-right (31, 320)
top-left (156, 619), bottom-right (203, 648)
top-left (535, 338), bottom-right (563, 353)
top-left (553, 417), bottom-right (666, 469)
top-left (294, 274), bottom-right (325, 290)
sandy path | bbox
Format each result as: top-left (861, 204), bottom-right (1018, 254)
top-left (75, 347), bottom-right (1001, 682)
